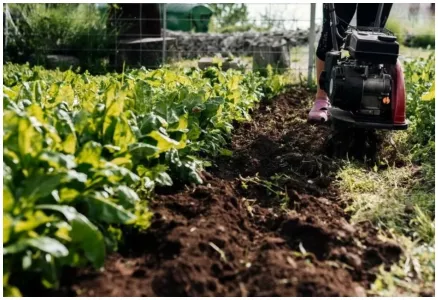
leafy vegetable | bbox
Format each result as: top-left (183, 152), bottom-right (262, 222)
top-left (3, 62), bottom-right (286, 294)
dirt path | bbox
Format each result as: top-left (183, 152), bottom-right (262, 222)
top-left (49, 87), bottom-right (401, 297)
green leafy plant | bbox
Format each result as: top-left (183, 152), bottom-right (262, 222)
top-left (403, 53), bottom-right (435, 165)
top-left (3, 62), bottom-right (286, 295)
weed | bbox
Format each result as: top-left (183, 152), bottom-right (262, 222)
top-left (370, 232), bottom-right (435, 297)
top-left (339, 163), bottom-right (434, 243)
top-left (240, 173), bottom-right (290, 209)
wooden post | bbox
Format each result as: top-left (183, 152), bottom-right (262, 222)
top-left (308, 3), bottom-right (316, 86)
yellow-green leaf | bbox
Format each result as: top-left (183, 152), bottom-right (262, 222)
top-left (176, 114), bottom-right (188, 131)
top-left (63, 133), bottom-right (77, 154)
top-left (59, 188), bottom-right (80, 203)
top-left (26, 104), bottom-right (45, 124)
top-left (103, 99), bottom-right (124, 137)
top-left (113, 117), bottom-right (136, 151)
top-left (14, 211), bottom-right (54, 233)
top-left (4, 285), bottom-right (22, 297)
top-left (228, 74), bottom-right (241, 91)
top-left (77, 141), bottom-right (102, 168)
top-left (3, 185), bottom-right (14, 212)
top-left (422, 81), bottom-right (435, 101)
top-left (18, 118), bottom-right (43, 158)
top-left (4, 214), bottom-right (13, 243)
top-left (163, 71), bottom-right (177, 83)
top-left (148, 130), bottom-right (180, 153)
top-left (55, 222), bottom-right (72, 242)
top-left (55, 85), bottom-right (75, 107)
top-left (110, 156), bottom-right (133, 168)
top-left (3, 86), bottom-right (18, 100)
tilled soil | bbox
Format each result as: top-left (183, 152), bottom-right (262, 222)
top-left (49, 87), bottom-right (401, 297)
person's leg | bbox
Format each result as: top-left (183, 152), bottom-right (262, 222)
top-left (309, 3), bottom-right (356, 123)
top-left (315, 57), bottom-right (326, 99)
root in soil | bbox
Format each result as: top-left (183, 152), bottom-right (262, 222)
top-left (37, 87), bottom-right (402, 297)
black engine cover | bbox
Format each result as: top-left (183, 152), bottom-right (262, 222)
top-left (321, 57), bottom-right (393, 120)
top-left (346, 29), bottom-right (399, 65)
top-left (319, 27), bottom-right (399, 123)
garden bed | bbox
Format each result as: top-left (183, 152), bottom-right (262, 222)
top-left (43, 88), bottom-right (403, 297)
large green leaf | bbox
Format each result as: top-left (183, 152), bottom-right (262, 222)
top-left (200, 97), bottom-right (225, 126)
top-left (129, 142), bottom-right (159, 160)
top-left (36, 205), bottom-right (106, 268)
top-left (155, 101), bottom-right (180, 125)
top-left (4, 237), bottom-right (68, 257)
top-left (187, 116), bottom-right (202, 140)
top-left (116, 185), bottom-right (140, 209)
top-left (139, 164), bottom-right (173, 187)
top-left (113, 116), bottom-right (136, 151)
top-left (93, 163), bottom-right (140, 186)
top-left (139, 112), bottom-right (168, 134)
top-left (20, 173), bottom-right (64, 204)
top-left (54, 108), bottom-right (77, 154)
top-left (83, 193), bottom-right (137, 224)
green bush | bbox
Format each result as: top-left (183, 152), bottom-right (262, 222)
top-left (4, 4), bottom-right (116, 74)
top-left (406, 29), bottom-right (435, 49)
top-left (385, 17), bottom-right (435, 49)
top-left (403, 53), bottom-right (435, 165)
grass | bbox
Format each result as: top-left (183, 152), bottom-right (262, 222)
top-left (337, 160), bottom-right (435, 296)
top-left (399, 45), bottom-right (434, 61)
top-left (335, 51), bottom-right (435, 296)
top-left (336, 130), bottom-right (435, 296)
top-left (338, 162), bottom-right (434, 241)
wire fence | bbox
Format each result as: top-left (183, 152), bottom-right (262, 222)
top-left (3, 3), bottom-right (435, 84)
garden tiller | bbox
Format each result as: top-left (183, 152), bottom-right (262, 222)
top-left (319, 4), bottom-right (409, 158)
top-left (320, 3), bottom-right (409, 130)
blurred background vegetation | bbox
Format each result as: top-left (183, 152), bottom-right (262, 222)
top-left (3, 3), bottom-right (435, 74)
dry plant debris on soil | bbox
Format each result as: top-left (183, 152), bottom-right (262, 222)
top-left (35, 86), bottom-right (412, 297)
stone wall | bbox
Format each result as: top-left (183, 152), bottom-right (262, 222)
top-left (163, 29), bottom-right (314, 59)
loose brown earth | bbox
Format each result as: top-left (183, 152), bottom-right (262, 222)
top-left (47, 87), bottom-right (402, 297)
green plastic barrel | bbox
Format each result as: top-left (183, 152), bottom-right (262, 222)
top-left (161, 4), bottom-right (212, 32)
